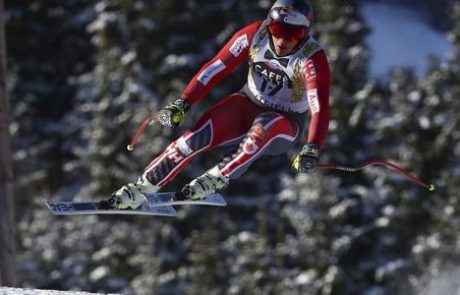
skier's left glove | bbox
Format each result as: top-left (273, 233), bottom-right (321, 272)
top-left (157, 98), bottom-right (190, 128)
top-left (291, 143), bottom-right (320, 174)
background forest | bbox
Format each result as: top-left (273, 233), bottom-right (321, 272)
top-left (4, 0), bottom-right (460, 294)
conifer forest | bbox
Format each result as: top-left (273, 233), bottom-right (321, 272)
top-left (3, 0), bottom-right (460, 294)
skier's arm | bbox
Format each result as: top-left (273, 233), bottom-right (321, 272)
top-left (180, 20), bottom-right (263, 106)
top-left (304, 49), bottom-right (331, 147)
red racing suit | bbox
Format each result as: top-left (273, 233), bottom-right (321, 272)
top-left (143, 20), bottom-right (331, 186)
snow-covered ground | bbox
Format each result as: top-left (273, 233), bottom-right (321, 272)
top-left (0, 288), bottom-right (119, 295)
top-left (361, 2), bottom-right (451, 79)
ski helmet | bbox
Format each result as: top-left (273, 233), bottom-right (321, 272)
top-left (268, 0), bottom-right (313, 41)
top-left (269, 0), bottom-right (313, 28)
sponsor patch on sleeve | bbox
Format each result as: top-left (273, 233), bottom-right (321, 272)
top-left (307, 89), bottom-right (320, 114)
top-left (304, 59), bottom-right (317, 82)
top-left (229, 34), bottom-right (249, 57)
top-left (197, 59), bottom-right (226, 86)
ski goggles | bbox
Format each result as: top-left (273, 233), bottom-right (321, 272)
top-left (268, 20), bottom-right (306, 43)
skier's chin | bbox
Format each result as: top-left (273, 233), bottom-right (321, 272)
top-left (274, 46), bottom-right (289, 56)
top-left (272, 38), bottom-right (298, 56)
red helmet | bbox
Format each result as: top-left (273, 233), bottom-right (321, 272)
top-left (268, 0), bottom-right (313, 42)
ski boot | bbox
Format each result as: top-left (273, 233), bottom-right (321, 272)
top-left (176, 166), bottom-right (229, 201)
top-left (103, 177), bottom-right (159, 209)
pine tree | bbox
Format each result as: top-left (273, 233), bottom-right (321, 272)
top-left (7, 0), bottom-right (94, 196)
top-left (0, 0), bottom-right (15, 286)
top-left (408, 0), bottom-right (460, 290)
top-left (346, 1), bottom-right (460, 293)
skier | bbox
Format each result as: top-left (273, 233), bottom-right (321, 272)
top-left (106, 0), bottom-right (331, 209)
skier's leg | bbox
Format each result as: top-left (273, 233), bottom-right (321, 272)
top-left (182, 112), bottom-right (300, 199)
top-left (219, 112), bottom-right (300, 178)
top-left (108, 94), bottom-right (263, 208)
top-left (143, 93), bottom-right (263, 187)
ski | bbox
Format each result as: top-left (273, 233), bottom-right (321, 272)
top-left (145, 192), bottom-right (227, 207)
top-left (46, 192), bottom-right (226, 216)
top-left (46, 200), bottom-right (177, 217)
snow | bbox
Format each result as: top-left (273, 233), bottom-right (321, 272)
top-left (360, 2), bottom-right (451, 79)
top-left (415, 268), bottom-right (460, 295)
top-left (0, 288), bottom-right (120, 295)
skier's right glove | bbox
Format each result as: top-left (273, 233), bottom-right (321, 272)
top-left (157, 98), bottom-right (190, 128)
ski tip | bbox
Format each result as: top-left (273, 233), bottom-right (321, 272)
top-left (428, 184), bottom-right (436, 192)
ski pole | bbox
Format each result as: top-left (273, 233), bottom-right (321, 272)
top-left (127, 116), bottom-right (159, 151)
top-left (317, 159), bottom-right (436, 191)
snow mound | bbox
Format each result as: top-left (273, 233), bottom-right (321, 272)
top-left (0, 288), bottom-right (120, 295)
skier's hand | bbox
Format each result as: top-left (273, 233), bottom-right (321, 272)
top-left (291, 143), bottom-right (320, 174)
top-left (157, 98), bottom-right (190, 128)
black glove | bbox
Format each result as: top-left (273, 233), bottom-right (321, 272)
top-left (157, 98), bottom-right (190, 128)
top-left (291, 143), bottom-right (320, 173)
